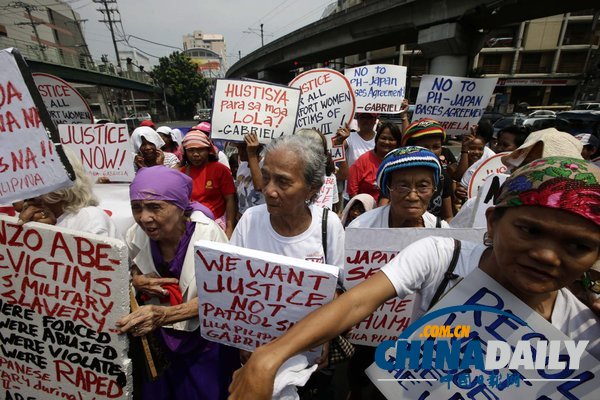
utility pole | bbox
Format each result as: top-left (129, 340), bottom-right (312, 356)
top-left (93, 0), bottom-right (122, 70)
top-left (260, 23), bottom-right (264, 47)
top-left (11, 2), bottom-right (47, 60)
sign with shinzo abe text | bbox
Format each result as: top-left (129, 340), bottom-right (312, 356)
top-left (471, 173), bottom-right (509, 228)
top-left (344, 228), bottom-right (486, 346)
top-left (58, 124), bottom-right (135, 182)
top-left (0, 48), bottom-right (74, 203)
top-left (194, 240), bottom-right (338, 352)
top-left (467, 152), bottom-right (509, 198)
top-left (0, 214), bottom-right (132, 399)
top-left (32, 73), bottom-right (93, 127)
top-left (412, 75), bottom-right (497, 136)
top-left (211, 79), bottom-right (301, 144)
top-left (345, 64), bottom-right (407, 113)
top-left (366, 268), bottom-right (600, 399)
top-left (289, 68), bottom-right (354, 161)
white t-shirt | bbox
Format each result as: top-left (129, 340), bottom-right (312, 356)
top-left (314, 174), bottom-right (339, 210)
top-left (381, 236), bottom-right (600, 359)
top-left (235, 160), bottom-right (265, 214)
top-left (348, 205), bottom-right (449, 229)
top-left (57, 206), bottom-right (121, 239)
top-left (231, 203), bottom-right (345, 281)
top-left (346, 131), bottom-right (375, 168)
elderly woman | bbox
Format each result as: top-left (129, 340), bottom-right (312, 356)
top-left (156, 125), bottom-right (183, 161)
top-left (229, 156), bottom-right (600, 399)
top-left (347, 122), bottom-right (401, 202)
top-left (180, 129), bottom-right (237, 237)
top-left (116, 166), bottom-right (235, 399)
top-left (350, 146), bottom-right (449, 229)
top-left (131, 126), bottom-right (179, 170)
top-left (17, 148), bottom-right (120, 238)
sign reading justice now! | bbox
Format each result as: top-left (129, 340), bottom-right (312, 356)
top-left (194, 240), bottom-right (338, 352)
top-left (0, 215), bottom-right (132, 399)
top-left (211, 79), bottom-right (301, 144)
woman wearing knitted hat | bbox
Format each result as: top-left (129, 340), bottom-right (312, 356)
top-left (349, 146), bottom-right (449, 228)
top-left (401, 118), bottom-right (455, 220)
top-left (229, 156), bottom-right (600, 399)
top-left (181, 129), bottom-right (237, 238)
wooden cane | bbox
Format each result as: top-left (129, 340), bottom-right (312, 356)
top-left (129, 287), bottom-right (158, 380)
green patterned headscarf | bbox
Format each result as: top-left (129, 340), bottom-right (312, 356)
top-left (494, 157), bottom-right (600, 226)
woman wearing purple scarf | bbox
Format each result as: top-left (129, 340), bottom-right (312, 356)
top-left (116, 166), bottom-right (237, 399)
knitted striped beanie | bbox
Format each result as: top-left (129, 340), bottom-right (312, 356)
top-left (376, 146), bottom-right (442, 197)
top-left (401, 118), bottom-right (446, 147)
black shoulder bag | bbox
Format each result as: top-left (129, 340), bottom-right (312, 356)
top-left (427, 239), bottom-right (461, 310)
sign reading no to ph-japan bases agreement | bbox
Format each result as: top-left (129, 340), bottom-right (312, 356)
top-left (344, 64), bottom-right (407, 114)
top-left (344, 227), bottom-right (485, 347)
top-left (412, 75), bottom-right (498, 136)
top-left (289, 68), bottom-right (355, 161)
top-left (32, 73), bottom-right (93, 127)
top-left (194, 240), bottom-right (338, 352)
top-left (0, 214), bottom-right (132, 399)
top-left (366, 268), bottom-right (600, 400)
top-left (59, 124), bottom-right (135, 182)
top-left (210, 79), bottom-right (301, 144)
top-left (0, 48), bottom-right (74, 203)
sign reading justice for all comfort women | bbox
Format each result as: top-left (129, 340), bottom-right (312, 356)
top-left (0, 215), bottom-right (132, 399)
top-left (32, 73), bottom-right (93, 127)
top-left (194, 240), bottom-right (338, 352)
top-left (211, 79), bottom-right (301, 144)
top-left (344, 227), bottom-right (486, 346)
top-left (345, 64), bottom-right (407, 114)
top-left (59, 124), bottom-right (135, 182)
top-left (0, 48), bottom-right (73, 203)
top-left (412, 75), bottom-right (497, 136)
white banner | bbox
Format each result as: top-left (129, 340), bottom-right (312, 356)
top-left (345, 65), bottom-right (407, 114)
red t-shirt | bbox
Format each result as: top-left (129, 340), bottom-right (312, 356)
top-left (347, 150), bottom-right (382, 201)
top-left (181, 162), bottom-right (235, 218)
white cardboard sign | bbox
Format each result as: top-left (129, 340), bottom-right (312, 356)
top-left (0, 48), bottom-right (73, 203)
top-left (344, 228), bottom-right (486, 346)
top-left (467, 153), bottom-right (509, 198)
top-left (471, 173), bottom-right (509, 228)
top-left (211, 79), bottom-right (301, 144)
top-left (59, 124), bottom-right (135, 182)
top-left (32, 73), bottom-right (93, 126)
top-left (413, 75), bottom-right (497, 136)
top-left (194, 240), bottom-right (338, 352)
top-left (0, 215), bottom-right (132, 399)
top-left (345, 64), bottom-right (407, 114)
top-left (366, 268), bottom-right (600, 399)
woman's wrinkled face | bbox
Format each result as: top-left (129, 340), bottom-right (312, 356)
top-left (414, 136), bottom-right (443, 157)
top-left (261, 148), bottom-right (315, 218)
top-left (139, 137), bottom-right (157, 160)
top-left (388, 167), bottom-right (435, 223)
top-left (131, 200), bottom-right (183, 241)
top-left (375, 128), bottom-right (398, 158)
top-left (185, 147), bottom-right (210, 167)
top-left (486, 206), bottom-right (600, 296)
top-left (468, 137), bottom-right (485, 163)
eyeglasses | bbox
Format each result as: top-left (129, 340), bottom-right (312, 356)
top-left (582, 272), bottom-right (600, 294)
top-left (387, 183), bottom-right (435, 197)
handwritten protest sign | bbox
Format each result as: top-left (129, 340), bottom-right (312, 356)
top-left (59, 124), bottom-right (135, 182)
top-left (313, 175), bottom-right (337, 209)
top-left (32, 73), bottom-right (93, 127)
top-left (0, 214), bottom-right (131, 399)
top-left (344, 227), bottom-right (485, 346)
top-left (467, 153), bottom-right (508, 198)
top-left (289, 68), bottom-right (354, 160)
top-left (345, 65), bottom-right (407, 113)
top-left (211, 79), bottom-right (300, 144)
top-left (413, 75), bottom-right (497, 136)
top-left (195, 240), bottom-right (338, 352)
top-left (471, 173), bottom-right (509, 228)
top-left (366, 268), bottom-right (600, 399)
top-left (0, 48), bottom-right (74, 203)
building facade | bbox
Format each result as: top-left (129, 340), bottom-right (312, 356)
top-left (183, 30), bottom-right (227, 76)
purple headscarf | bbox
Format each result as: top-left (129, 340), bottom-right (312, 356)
top-left (130, 165), bottom-right (214, 219)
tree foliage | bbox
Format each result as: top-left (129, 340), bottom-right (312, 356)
top-left (151, 52), bottom-right (208, 118)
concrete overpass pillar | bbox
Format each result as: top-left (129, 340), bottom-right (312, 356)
top-left (418, 22), bottom-right (484, 76)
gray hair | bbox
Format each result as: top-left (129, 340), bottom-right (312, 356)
top-left (40, 147), bottom-right (99, 213)
top-left (263, 134), bottom-right (326, 200)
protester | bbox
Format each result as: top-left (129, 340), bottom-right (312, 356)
top-left (229, 156), bottom-right (600, 399)
top-left (453, 120), bottom-right (495, 183)
top-left (139, 119), bottom-right (156, 129)
top-left (17, 148), bottom-right (120, 238)
top-left (340, 194), bottom-right (376, 228)
top-left (116, 166), bottom-right (236, 399)
top-left (575, 133), bottom-right (600, 161)
top-left (192, 121), bottom-right (231, 169)
top-left (401, 118), bottom-right (454, 220)
top-left (349, 146), bottom-right (449, 229)
top-left (156, 125), bottom-right (183, 161)
top-left (181, 129), bottom-right (237, 237)
top-left (347, 122), bottom-right (401, 202)
top-left (234, 132), bottom-right (264, 218)
top-left (131, 126), bottom-right (179, 170)
top-left (493, 125), bottom-right (529, 153)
